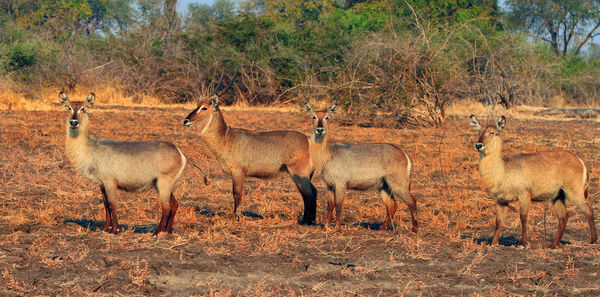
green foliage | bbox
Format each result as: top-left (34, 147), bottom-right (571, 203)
top-left (1, 0), bottom-right (133, 36)
top-left (180, 4), bottom-right (392, 95)
top-left (135, 0), bottom-right (163, 25)
top-left (265, 0), bottom-right (336, 21)
top-left (87, 0), bottom-right (134, 33)
top-left (0, 20), bottom-right (42, 73)
top-left (506, 0), bottom-right (600, 56)
top-left (4, 42), bottom-right (39, 71)
top-left (186, 0), bottom-right (236, 28)
top-left (2, 0), bottom-right (600, 109)
top-left (215, 15), bottom-right (275, 52)
top-left (238, 0), bottom-right (266, 15)
top-left (396, 0), bottom-right (499, 27)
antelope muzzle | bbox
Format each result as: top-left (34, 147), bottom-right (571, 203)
top-left (69, 119), bottom-right (80, 129)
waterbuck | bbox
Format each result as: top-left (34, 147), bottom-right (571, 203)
top-left (60, 92), bottom-right (187, 235)
top-left (182, 97), bottom-right (318, 225)
top-left (470, 115), bottom-right (597, 248)
top-left (304, 104), bottom-right (418, 232)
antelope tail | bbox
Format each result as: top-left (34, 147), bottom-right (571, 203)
top-left (189, 160), bottom-right (209, 185)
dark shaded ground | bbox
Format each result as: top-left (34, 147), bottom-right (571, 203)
top-left (1, 106), bottom-right (600, 296)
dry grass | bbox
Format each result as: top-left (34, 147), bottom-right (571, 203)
top-left (0, 84), bottom-right (196, 111)
top-left (1, 101), bottom-right (600, 295)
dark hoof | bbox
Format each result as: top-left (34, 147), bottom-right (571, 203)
top-left (101, 226), bottom-right (116, 234)
top-left (298, 219), bottom-right (318, 226)
top-left (153, 231), bottom-right (173, 237)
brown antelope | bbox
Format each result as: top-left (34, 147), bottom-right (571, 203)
top-left (60, 92), bottom-right (187, 235)
top-left (470, 115), bottom-right (597, 248)
top-left (182, 84), bottom-right (318, 224)
top-left (304, 104), bottom-right (418, 232)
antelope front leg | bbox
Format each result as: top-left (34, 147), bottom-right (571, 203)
top-left (334, 185), bottom-right (347, 227)
top-left (231, 171), bottom-right (245, 216)
top-left (101, 184), bottom-right (119, 234)
top-left (100, 185), bottom-right (112, 232)
top-left (325, 187), bottom-right (335, 225)
top-left (518, 196), bottom-right (531, 247)
top-left (492, 202), bottom-right (508, 245)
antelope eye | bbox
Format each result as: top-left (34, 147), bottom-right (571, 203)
top-left (324, 116), bottom-right (329, 120)
top-left (67, 106), bottom-right (73, 111)
top-left (312, 115), bottom-right (317, 119)
top-left (200, 106), bottom-right (207, 111)
top-left (80, 108), bottom-right (86, 113)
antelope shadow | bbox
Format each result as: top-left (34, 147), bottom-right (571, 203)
top-left (461, 234), bottom-right (571, 246)
top-left (64, 218), bottom-right (156, 234)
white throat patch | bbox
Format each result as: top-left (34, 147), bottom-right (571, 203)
top-left (200, 113), bottom-right (213, 136)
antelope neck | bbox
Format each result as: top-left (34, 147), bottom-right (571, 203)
top-left (309, 132), bottom-right (332, 175)
top-left (478, 149), bottom-right (506, 194)
top-left (200, 110), bottom-right (229, 156)
top-left (65, 123), bottom-right (92, 175)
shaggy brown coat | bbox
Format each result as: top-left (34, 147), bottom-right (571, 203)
top-left (60, 92), bottom-right (186, 235)
top-left (183, 97), bottom-right (317, 224)
top-left (470, 115), bottom-right (596, 248)
top-left (305, 104), bottom-right (417, 232)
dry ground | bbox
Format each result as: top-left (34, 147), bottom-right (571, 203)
top-left (1, 103), bottom-right (600, 296)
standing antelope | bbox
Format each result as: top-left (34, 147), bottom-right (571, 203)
top-left (60, 92), bottom-right (187, 235)
top-left (304, 104), bottom-right (418, 232)
top-left (182, 96), bottom-right (318, 225)
top-left (470, 115), bottom-right (597, 248)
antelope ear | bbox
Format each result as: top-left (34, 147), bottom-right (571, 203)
top-left (469, 115), bottom-right (481, 131)
top-left (211, 96), bottom-right (219, 109)
top-left (496, 115), bottom-right (506, 132)
top-left (59, 92), bottom-right (70, 108)
top-left (304, 104), bottom-right (317, 118)
top-left (326, 104), bottom-right (338, 118)
top-left (84, 93), bottom-right (95, 108)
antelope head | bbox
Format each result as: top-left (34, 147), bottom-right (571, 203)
top-left (305, 104), bottom-right (337, 143)
top-left (59, 92), bottom-right (95, 138)
top-left (183, 97), bottom-right (218, 130)
top-left (183, 73), bottom-right (236, 131)
top-left (469, 115), bottom-right (505, 155)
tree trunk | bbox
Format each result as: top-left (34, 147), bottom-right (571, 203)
top-left (575, 21), bottom-right (600, 55)
top-left (164, 0), bottom-right (178, 40)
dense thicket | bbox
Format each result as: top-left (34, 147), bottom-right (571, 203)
top-left (1, 0), bottom-right (599, 121)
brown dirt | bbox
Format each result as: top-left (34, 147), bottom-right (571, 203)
top-left (1, 106), bottom-right (600, 296)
